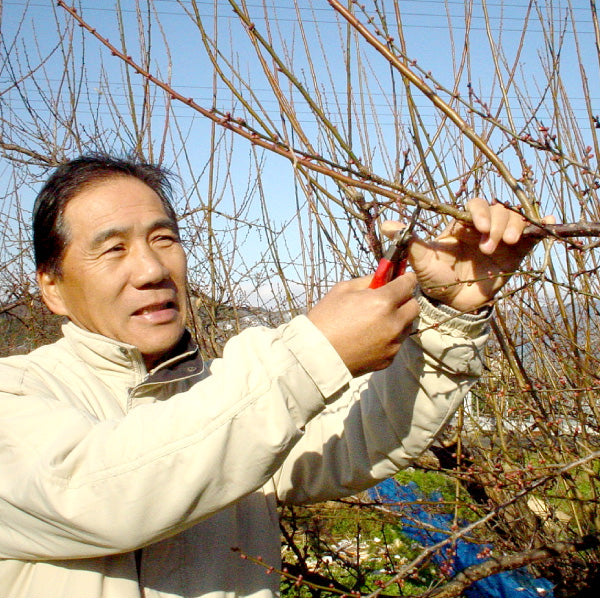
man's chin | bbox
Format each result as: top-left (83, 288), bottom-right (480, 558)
top-left (134, 327), bottom-right (186, 368)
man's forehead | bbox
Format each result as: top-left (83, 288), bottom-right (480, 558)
top-left (63, 178), bottom-right (177, 240)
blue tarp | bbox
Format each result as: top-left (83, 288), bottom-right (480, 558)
top-left (368, 478), bottom-right (554, 597)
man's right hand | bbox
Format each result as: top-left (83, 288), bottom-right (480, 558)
top-left (307, 273), bottom-right (419, 377)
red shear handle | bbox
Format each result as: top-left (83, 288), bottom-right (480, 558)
top-left (369, 256), bottom-right (408, 289)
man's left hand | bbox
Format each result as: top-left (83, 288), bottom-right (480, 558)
top-left (382, 198), bottom-right (555, 313)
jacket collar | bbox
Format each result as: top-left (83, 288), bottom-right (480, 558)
top-left (61, 321), bottom-right (204, 387)
top-left (144, 330), bottom-right (205, 385)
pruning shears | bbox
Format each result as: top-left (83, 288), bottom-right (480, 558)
top-left (369, 206), bottom-right (421, 289)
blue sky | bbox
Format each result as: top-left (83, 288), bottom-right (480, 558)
top-left (3, 1), bottom-right (598, 177)
top-left (4, 1), bottom-right (597, 133)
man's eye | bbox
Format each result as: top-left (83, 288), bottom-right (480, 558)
top-left (154, 234), bottom-right (178, 245)
top-left (105, 244), bottom-right (125, 255)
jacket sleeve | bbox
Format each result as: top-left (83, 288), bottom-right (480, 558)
top-left (0, 316), bottom-right (351, 560)
top-left (274, 293), bottom-right (491, 504)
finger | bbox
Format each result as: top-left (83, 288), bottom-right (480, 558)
top-left (503, 208), bottom-right (529, 245)
top-left (467, 198), bottom-right (512, 255)
top-left (378, 271), bottom-right (417, 306)
top-left (338, 274), bottom-right (373, 291)
top-left (503, 211), bottom-right (556, 246)
top-left (393, 297), bottom-right (420, 338)
top-left (380, 220), bottom-right (430, 280)
top-left (466, 197), bottom-right (492, 235)
top-left (406, 227), bottom-right (433, 265)
top-left (485, 201), bottom-right (511, 253)
top-left (380, 220), bottom-right (407, 240)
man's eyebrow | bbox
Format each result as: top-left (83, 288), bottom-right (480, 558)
top-left (151, 218), bottom-right (180, 238)
top-left (89, 218), bottom-right (179, 250)
top-left (89, 226), bottom-right (130, 251)
top-left (152, 218), bottom-right (179, 233)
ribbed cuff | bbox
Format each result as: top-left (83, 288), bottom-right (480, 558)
top-left (416, 288), bottom-right (492, 338)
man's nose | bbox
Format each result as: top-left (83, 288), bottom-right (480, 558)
top-left (130, 244), bottom-right (170, 287)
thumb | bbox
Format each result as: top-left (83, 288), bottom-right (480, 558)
top-left (346, 274), bottom-right (375, 290)
top-left (405, 230), bottom-right (432, 271)
top-left (380, 220), bottom-right (431, 271)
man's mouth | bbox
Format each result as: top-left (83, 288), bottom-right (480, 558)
top-left (132, 301), bottom-right (178, 318)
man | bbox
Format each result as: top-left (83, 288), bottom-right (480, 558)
top-left (0, 155), bottom-right (552, 597)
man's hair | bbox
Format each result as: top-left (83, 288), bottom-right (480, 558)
top-left (33, 154), bottom-right (179, 277)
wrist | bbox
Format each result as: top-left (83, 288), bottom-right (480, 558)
top-left (418, 289), bottom-right (494, 319)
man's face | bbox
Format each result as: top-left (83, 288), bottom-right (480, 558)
top-left (38, 176), bottom-right (188, 368)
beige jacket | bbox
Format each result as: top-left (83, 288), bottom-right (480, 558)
top-left (0, 295), bottom-right (490, 597)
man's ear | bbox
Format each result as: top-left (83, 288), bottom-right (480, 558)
top-left (37, 270), bottom-right (69, 316)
